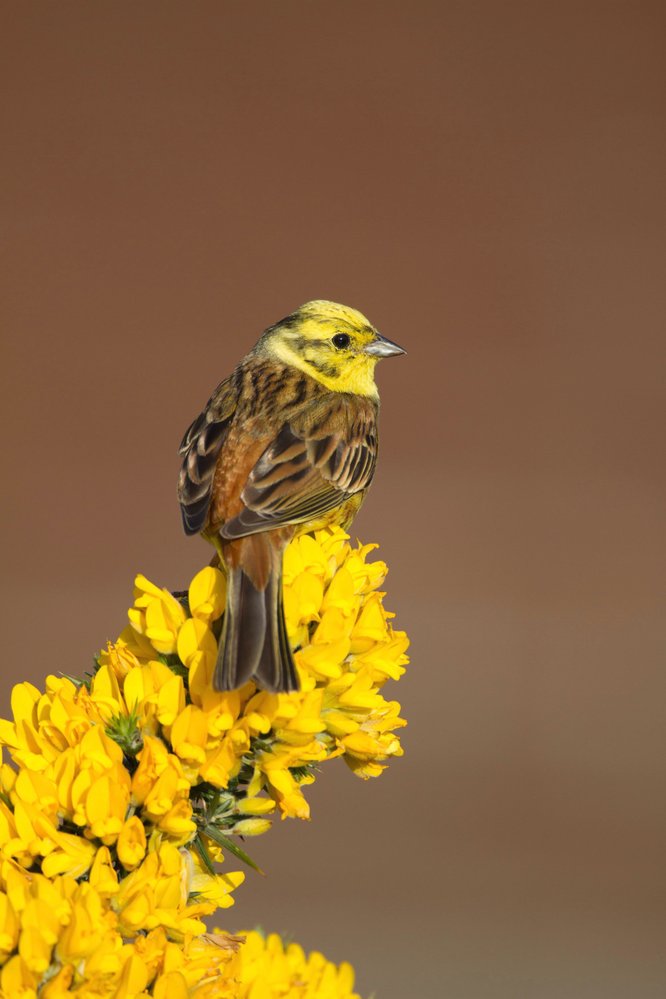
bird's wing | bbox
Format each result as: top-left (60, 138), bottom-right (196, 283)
top-left (221, 396), bottom-right (378, 539)
top-left (178, 376), bottom-right (238, 535)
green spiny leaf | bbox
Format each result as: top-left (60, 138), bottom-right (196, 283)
top-left (193, 833), bottom-right (217, 876)
top-left (203, 824), bottom-right (264, 876)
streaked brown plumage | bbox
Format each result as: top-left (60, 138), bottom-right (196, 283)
top-left (178, 300), bottom-right (404, 693)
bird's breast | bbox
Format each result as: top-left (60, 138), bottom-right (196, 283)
top-left (297, 492), bottom-right (367, 536)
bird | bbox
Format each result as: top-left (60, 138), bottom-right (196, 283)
top-left (177, 300), bottom-right (405, 694)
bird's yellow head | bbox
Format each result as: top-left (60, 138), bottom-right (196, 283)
top-left (258, 300), bottom-right (405, 399)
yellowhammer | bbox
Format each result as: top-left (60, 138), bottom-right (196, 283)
top-left (177, 300), bottom-right (405, 692)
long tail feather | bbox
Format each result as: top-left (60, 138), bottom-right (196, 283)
top-left (213, 559), bottom-right (299, 693)
top-left (254, 567), bottom-right (299, 693)
top-left (213, 567), bottom-right (266, 690)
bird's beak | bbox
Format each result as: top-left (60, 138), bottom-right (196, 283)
top-left (364, 333), bottom-right (406, 358)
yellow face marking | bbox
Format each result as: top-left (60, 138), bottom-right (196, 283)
top-left (260, 300), bottom-right (381, 398)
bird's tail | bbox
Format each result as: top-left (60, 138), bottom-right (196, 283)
top-left (213, 553), bottom-right (299, 693)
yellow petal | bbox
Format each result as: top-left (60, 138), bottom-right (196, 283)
top-left (188, 566), bottom-right (226, 623)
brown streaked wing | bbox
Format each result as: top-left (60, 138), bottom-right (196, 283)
top-left (220, 396), bottom-right (378, 539)
top-left (178, 376), bottom-right (238, 535)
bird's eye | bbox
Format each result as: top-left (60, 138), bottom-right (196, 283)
top-left (332, 333), bottom-right (351, 349)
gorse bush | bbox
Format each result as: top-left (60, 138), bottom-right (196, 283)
top-left (0, 527), bottom-right (408, 997)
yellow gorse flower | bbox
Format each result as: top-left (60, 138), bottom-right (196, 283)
top-left (0, 528), bottom-right (407, 996)
top-left (0, 870), bottom-right (359, 998)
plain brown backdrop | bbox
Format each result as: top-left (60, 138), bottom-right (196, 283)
top-left (1, 3), bottom-right (664, 997)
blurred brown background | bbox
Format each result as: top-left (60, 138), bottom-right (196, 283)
top-left (1, 3), bottom-right (664, 997)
